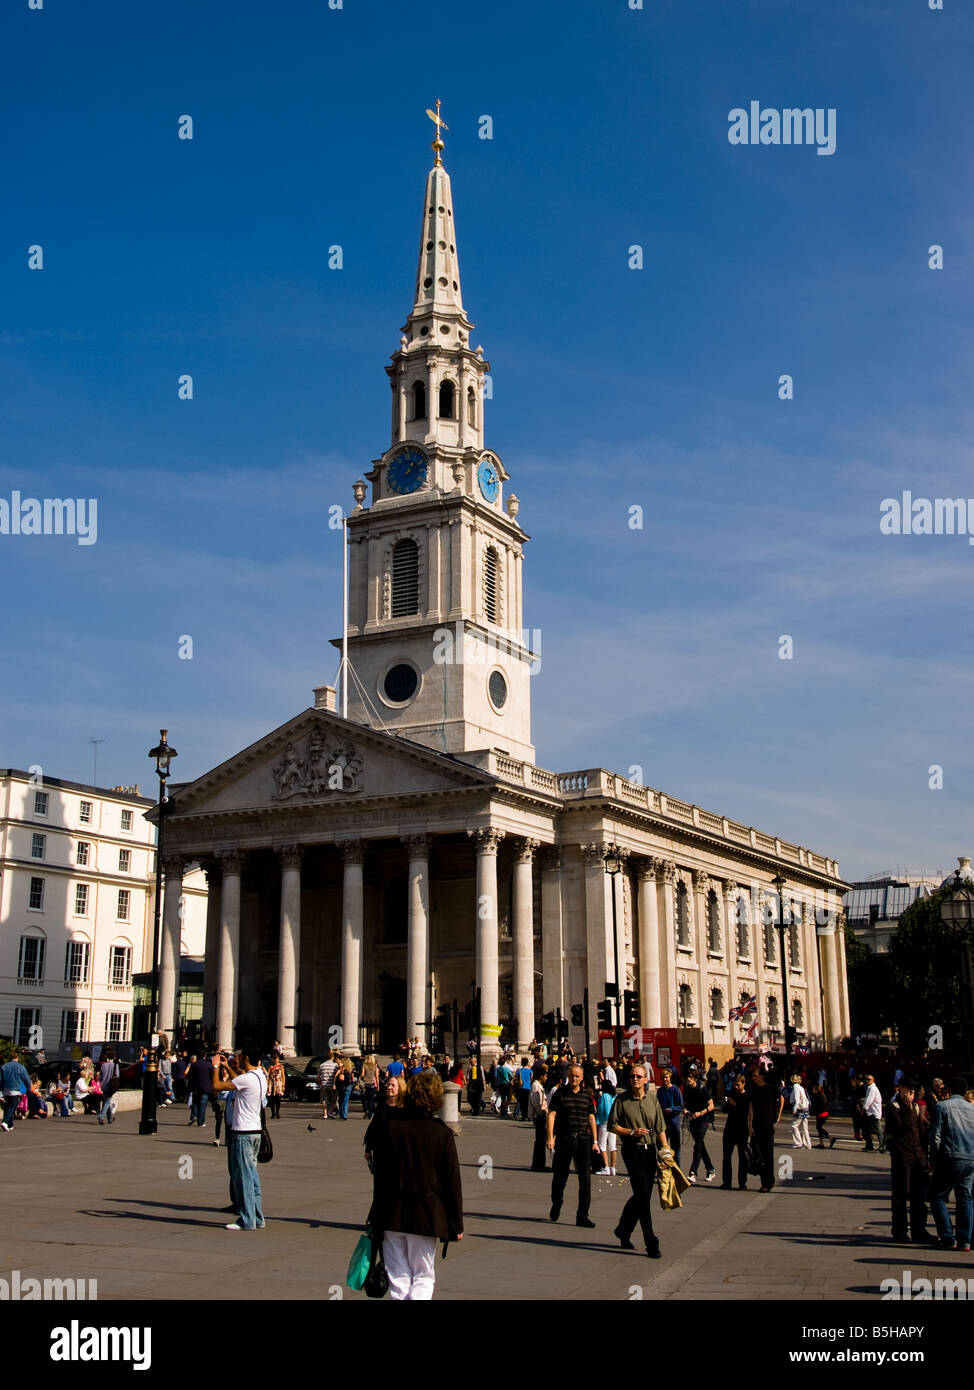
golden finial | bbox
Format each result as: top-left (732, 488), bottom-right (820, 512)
top-left (425, 99), bottom-right (448, 166)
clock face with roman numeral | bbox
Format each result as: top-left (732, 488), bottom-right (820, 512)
top-left (478, 457), bottom-right (500, 503)
top-left (388, 448), bottom-right (428, 495)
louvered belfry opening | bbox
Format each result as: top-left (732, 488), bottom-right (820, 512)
top-left (391, 538), bottom-right (420, 616)
top-left (484, 546), bottom-right (499, 623)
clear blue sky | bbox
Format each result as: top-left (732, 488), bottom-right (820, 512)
top-left (2, 0), bottom-right (971, 880)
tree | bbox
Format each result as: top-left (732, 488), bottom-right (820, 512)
top-left (887, 890), bottom-right (962, 1054)
top-left (844, 926), bottom-right (893, 1037)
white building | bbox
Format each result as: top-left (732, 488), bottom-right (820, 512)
top-left (0, 769), bottom-right (206, 1055)
top-left (153, 124), bottom-right (852, 1060)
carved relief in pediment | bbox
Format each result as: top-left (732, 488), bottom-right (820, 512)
top-left (272, 732), bottom-right (364, 800)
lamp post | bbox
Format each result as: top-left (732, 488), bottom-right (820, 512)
top-left (605, 849), bottom-right (624, 1060)
top-left (940, 859), bottom-right (974, 1072)
top-left (139, 729), bottom-right (177, 1137)
top-left (772, 873), bottom-right (793, 1084)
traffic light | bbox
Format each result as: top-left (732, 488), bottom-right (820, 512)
top-left (558, 1014), bottom-right (570, 1041)
top-left (541, 1011), bottom-right (555, 1038)
top-left (434, 1004), bottom-right (451, 1041)
top-left (596, 999), bottom-right (612, 1029)
top-left (570, 1003), bottom-right (584, 1027)
top-left (623, 990), bottom-right (640, 1026)
top-left (784, 1024), bottom-right (797, 1048)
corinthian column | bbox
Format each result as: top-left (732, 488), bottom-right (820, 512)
top-left (468, 828), bottom-right (504, 1052)
top-left (659, 861), bottom-right (678, 1028)
top-left (276, 845), bottom-right (303, 1055)
top-left (405, 835), bottom-right (431, 1049)
top-left (158, 856), bottom-right (184, 1041)
top-left (512, 839), bottom-right (539, 1049)
top-left (636, 860), bottom-right (662, 1028)
top-left (339, 841), bottom-right (365, 1055)
top-left (216, 849), bottom-right (242, 1048)
top-left (723, 880), bottom-right (741, 1038)
top-left (201, 861), bottom-right (222, 1039)
top-left (540, 847), bottom-right (564, 1017)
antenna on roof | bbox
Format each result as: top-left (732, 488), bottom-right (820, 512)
top-left (89, 738), bottom-right (106, 786)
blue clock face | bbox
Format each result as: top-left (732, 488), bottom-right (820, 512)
top-left (388, 448), bottom-right (427, 495)
top-left (478, 457), bottom-right (500, 503)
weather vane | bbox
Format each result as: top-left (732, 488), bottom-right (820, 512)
top-left (425, 98), bottom-right (448, 166)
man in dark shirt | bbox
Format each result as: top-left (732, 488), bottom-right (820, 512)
top-left (684, 1072), bottom-right (716, 1182)
top-left (187, 1052), bottom-right (214, 1129)
top-left (656, 1068), bottom-right (684, 1169)
top-left (885, 1078), bottom-right (935, 1244)
top-left (546, 1064), bottom-right (599, 1228)
top-left (747, 1069), bottom-right (784, 1191)
top-left (172, 1051), bottom-right (189, 1103)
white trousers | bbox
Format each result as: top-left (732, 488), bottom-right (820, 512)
top-left (382, 1232), bottom-right (437, 1301)
top-left (792, 1115), bottom-right (811, 1147)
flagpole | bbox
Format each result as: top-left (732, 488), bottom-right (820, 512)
top-left (341, 514), bottom-right (348, 719)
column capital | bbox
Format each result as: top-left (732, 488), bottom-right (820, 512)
top-left (581, 841), bottom-right (619, 868)
top-left (276, 844), bottom-right (304, 870)
top-left (468, 827), bottom-right (504, 856)
top-left (216, 848), bottom-right (243, 874)
top-left (539, 845), bottom-right (562, 873)
top-left (635, 856), bottom-right (663, 882)
top-left (404, 833), bottom-right (431, 859)
top-left (691, 867), bottom-right (710, 891)
top-left (515, 837), bottom-right (540, 864)
top-left (338, 839), bottom-right (365, 867)
top-left (201, 858), bottom-right (221, 887)
top-left (659, 859), bottom-right (678, 885)
top-left (162, 854), bottom-right (185, 878)
top-left (722, 879), bottom-right (739, 897)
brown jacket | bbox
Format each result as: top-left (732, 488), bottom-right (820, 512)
top-left (366, 1108), bottom-right (463, 1241)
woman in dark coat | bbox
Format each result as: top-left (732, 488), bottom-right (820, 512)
top-left (365, 1071), bottom-right (463, 1300)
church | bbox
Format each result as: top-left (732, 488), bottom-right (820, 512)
top-left (155, 114), bottom-right (852, 1061)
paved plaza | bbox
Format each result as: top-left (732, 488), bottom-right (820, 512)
top-left (2, 1099), bottom-right (968, 1303)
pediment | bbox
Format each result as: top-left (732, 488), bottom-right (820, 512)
top-left (165, 708), bottom-right (494, 820)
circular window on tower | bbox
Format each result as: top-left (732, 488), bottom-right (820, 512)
top-left (381, 661), bottom-right (420, 707)
top-left (487, 669), bottom-right (508, 712)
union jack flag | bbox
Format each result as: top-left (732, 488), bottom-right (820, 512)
top-left (742, 1017), bottom-right (759, 1042)
top-left (729, 995), bottom-right (757, 1022)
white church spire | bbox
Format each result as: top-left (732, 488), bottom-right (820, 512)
top-left (404, 101), bottom-right (472, 346)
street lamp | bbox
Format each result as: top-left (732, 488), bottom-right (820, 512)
top-left (940, 858), bottom-right (974, 1072)
top-left (772, 872), bottom-right (793, 1084)
top-left (605, 849), bottom-right (624, 1060)
top-left (140, 729), bottom-right (177, 1137)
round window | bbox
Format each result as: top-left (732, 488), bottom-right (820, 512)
top-left (488, 670), bottom-right (507, 709)
top-left (384, 664), bottom-right (419, 703)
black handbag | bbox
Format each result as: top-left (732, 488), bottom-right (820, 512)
top-left (744, 1139), bottom-right (763, 1175)
top-left (258, 1104), bottom-right (273, 1164)
top-left (363, 1229), bottom-right (389, 1299)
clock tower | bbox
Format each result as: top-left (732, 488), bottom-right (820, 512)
top-left (338, 109), bottom-right (536, 762)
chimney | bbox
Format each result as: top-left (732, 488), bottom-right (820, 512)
top-left (313, 684), bottom-right (337, 712)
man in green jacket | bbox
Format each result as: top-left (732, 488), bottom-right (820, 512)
top-left (609, 1064), bottom-right (668, 1258)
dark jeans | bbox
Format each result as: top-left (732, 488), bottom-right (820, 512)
top-left (930, 1157), bottom-right (974, 1248)
top-left (531, 1115), bottom-right (548, 1170)
top-left (211, 1094), bottom-right (224, 1141)
top-left (662, 1117), bottom-right (682, 1169)
top-left (551, 1134), bottom-right (593, 1220)
top-left (814, 1114), bottom-right (831, 1143)
top-left (518, 1089), bottom-right (530, 1121)
top-left (268, 1094), bottom-right (281, 1120)
top-left (191, 1091), bottom-right (210, 1126)
top-left (752, 1122), bottom-right (776, 1188)
top-left (617, 1142), bottom-right (659, 1250)
top-left (363, 1084), bottom-right (378, 1118)
top-left (864, 1116), bottom-right (884, 1152)
top-left (468, 1086), bottom-right (484, 1116)
top-left (689, 1120), bottom-right (714, 1176)
top-left (722, 1130), bottom-right (748, 1187)
top-left (890, 1154), bottom-right (928, 1239)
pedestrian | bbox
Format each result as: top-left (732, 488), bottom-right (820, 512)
top-left (810, 1082), bottom-right (834, 1149)
top-left (595, 1081), bottom-right (619, 1176)
top-left (187, 1052), bottom-right (213, 1129)
top-left (158, 1051), bottom-right (174, 1105)
top-left (747, 1068), bottom-right (783, 1192)
top-left (466, 1059), bottom-right (485, 1116)
top-left (790, 1073), bottom-right (812, 1149)
top-left (337, 1057), bottom-right (357, 1119)
top-left (365, 1071), bottom-right (463, 1300)
top-left (495, 1056), bottom-right (514, 1117)
top-left (928, 1074), bottom-right (974, 1252)
top-left (528, 1066), bottom-right (549, 1170)
top-left (608, 1062), bottom-right (668, 1258)
top-left (546, 1062), bottom-right (599, 1228)
top-left (516, 1056), bottom-right (533, 1121)
top-left (266, 1056), bottom-right (285, 1120)
top-left (317, 1052), bottom-right (340, 1119)
top-left (684, 1072), bottom-right (716, 1182)
top-left (656, 1066), bottom-right (684, 1169)
top-left (212, 1047), bottom-right (267, 1231)
top-left (360, 1054), bottom-right (380, 1118)
top-left (721, 1074), bottom-right (750, 1189)
top-left (862, 1074), bottom-right (885, 1153)
top-left (885, 1077), bottom-right (935, 1245)
top-left (97, 1049), bottom-right (120, 1126)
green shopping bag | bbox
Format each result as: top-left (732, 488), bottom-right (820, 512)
top-left (347, 1227), bottom-right (373, 1291)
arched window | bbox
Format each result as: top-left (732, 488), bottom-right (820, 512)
top-left (676, 881), bottom-right (690, 947)
top-left (438, 379), bottom-right (455, 419)
top-left (788, 922), bottom-right (801, 969)
top-left (793, 998), bottom-right (805, 1032)
top-left (678, 982), bottom-right (694, 1024)
top-left (767, 995), bottom-right (780, 1029)
top-left (484, 546), bottom-right (500, 623)
top-left (411, 380), bottom-right (426, 420)
top-left (711, 987), bottom-right (725, 1023)
top-left (707, 890), bottom-right (721, 953)
top-left (467, 385), bottom-right (476, 426)
top-left (391, 539), bottom-right (419, 617)
top-left (763, 917), bottom-right (777, 965)
top-left (736, 896), bottom-right (750, 960)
